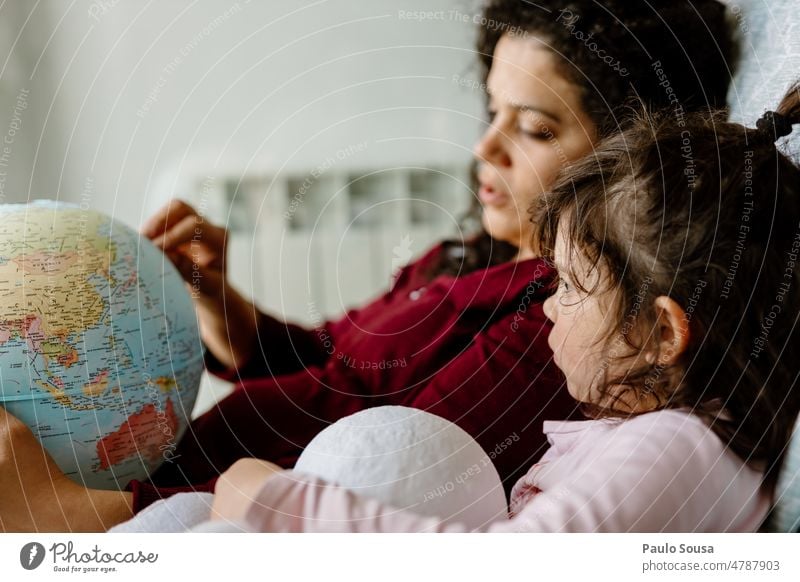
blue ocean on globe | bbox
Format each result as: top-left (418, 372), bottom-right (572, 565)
top-left (0, 200), bottom-right (203, 490)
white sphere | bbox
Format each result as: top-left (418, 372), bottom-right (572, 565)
top-left (295, 406), bottom-right (507, 529)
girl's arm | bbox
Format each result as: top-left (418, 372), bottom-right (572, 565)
top-left (212, 412), bottom-right (769, 533)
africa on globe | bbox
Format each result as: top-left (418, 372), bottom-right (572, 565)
top-left (0, 200), bottom-right (203, 490)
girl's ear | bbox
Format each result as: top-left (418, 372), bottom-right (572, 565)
top-left (651, 296), bottom-right (690, 366)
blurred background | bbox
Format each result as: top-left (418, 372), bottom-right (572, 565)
top-left (0, 0), bottom-right (493, 414)
top-left (0, 0), bottom-right (485, 331)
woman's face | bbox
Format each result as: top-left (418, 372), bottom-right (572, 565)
top-left (473, 34), bottom-right (597, 255)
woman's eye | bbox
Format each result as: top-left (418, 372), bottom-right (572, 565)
top-left (520, 127), bottom-right (549, 140)
top-left (559, 277), bottom-right (571, 292)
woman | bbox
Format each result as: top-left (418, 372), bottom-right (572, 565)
top-left (0, 0), bottom-right (734, 530)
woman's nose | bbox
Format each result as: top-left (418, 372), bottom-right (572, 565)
top-left (473, 123), bottom-right (512, 168)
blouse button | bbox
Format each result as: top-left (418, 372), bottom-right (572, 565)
top-left (408, 287), bottom-right (426, 301)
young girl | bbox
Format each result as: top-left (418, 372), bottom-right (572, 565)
top-left (208, 84), bottom-right (800, 532)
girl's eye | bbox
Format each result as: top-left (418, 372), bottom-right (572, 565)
top-left (557, 276), bottom-right (582, 308)
top-left (487, 109), bottom-right (498, 122)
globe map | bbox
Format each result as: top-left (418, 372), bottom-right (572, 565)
top-left (0, 201), bottom-right (203, 490)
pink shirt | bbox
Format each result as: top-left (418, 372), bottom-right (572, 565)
top-left (239, 410), bottom-right (770, 532)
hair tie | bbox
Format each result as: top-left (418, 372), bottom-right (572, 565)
top-left (756, 110), bottom-right (794, 141)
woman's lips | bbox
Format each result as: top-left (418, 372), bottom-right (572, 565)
top-left (478, 183), bottom-right (509, 206)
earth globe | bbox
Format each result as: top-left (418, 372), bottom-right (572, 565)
top-left (0, 200), bottom-right (203, 490)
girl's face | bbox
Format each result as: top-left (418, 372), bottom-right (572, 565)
top-left (542, 228), bottom-right (613, 404)
top-left (542, 226), bottom-right (661, 412)
top-left (473, 34), bottom-right (597, 257)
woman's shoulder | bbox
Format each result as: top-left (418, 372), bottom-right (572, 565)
top-left (392, 242), bottom-right (555, 326)
top-left (400, 239), bottom-right (554, 286)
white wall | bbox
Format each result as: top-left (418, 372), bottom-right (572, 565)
top-left (1, 0), bottom-right (486, 227)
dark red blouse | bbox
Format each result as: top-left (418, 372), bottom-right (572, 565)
top-left (129, 244), bottom-right (581, 511)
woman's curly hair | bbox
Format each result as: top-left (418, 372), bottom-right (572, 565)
top-left (477, 0), bottom-right (735, 134)
top-left (431, 0), bottom-right (736, 278)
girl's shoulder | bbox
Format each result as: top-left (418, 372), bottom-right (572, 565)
top-left (607, 409), bottom-right (733, 463)
top-left (616, 408), bottom-right (716, 440)
top-left (545, 409), bottom-right (726, 457)
top-left (624, 408), bottom-right (708, 429)
top-left (544, 409), bottom-right (758, 490)
top-left (547, 408), bottom-right (707, 436)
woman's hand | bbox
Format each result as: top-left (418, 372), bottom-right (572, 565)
top-left (211, 458), bottom-right (284, 522)
top-left (142, 199), bottom-right (259, 369)
top-left (142, 199), bottom-right (227, 300)
top-left (0, 406), bottom-right (133, 532)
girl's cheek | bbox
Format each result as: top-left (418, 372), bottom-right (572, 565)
top-left (546, 326), bottom-right (558, 354)
top-left (543, 296), bottom-right (556, 322)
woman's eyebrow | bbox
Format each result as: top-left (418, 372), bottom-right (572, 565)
top-left (485, 87), bottom-right (561, 123)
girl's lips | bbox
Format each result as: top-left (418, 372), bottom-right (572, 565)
top-left (478, 183), bottom-right (509, 206)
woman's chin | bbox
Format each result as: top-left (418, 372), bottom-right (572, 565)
top-left (481, 210), bottom-right (523, 247)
